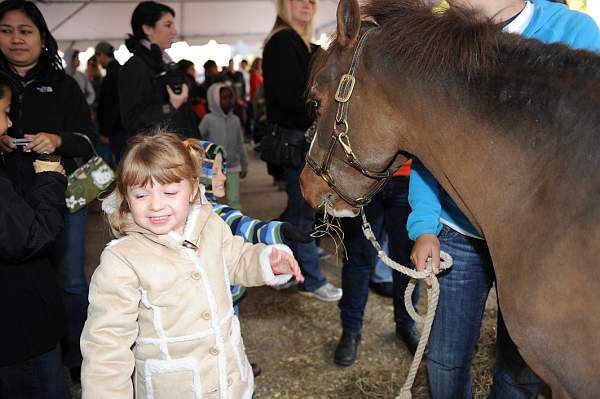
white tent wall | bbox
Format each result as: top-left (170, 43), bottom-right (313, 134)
top-left (37, 0), bottom-right (339, 51)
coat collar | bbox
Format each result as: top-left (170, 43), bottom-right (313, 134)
top-left (122, 203), bottom-right (213, 250)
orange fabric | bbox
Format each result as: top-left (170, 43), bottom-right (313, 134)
top-left (393, 159), bottom-right (412, 177)
top-left (250, 72), bottom-right (263, 103)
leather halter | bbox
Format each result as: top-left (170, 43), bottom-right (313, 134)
top-left (306, 27), bottom-right (391, 208)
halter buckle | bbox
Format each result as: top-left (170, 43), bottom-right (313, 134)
top-left (337, 131), bottom-right (354, 157)
top-left (335, 74), bottom-right (356, 103)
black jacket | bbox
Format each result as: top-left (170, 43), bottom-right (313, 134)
top-left (119, 39), bottom-right (199, 138)
top-left (0, 168), bottom-right (67, 366)
top-left (97, 60), bottom-right (125, 137)
top-left (1, 66), bottom-right (95, 194)
top-left (263, 28), bottom-right (317, 131)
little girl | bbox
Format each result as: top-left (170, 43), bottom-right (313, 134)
top-left (81, 132), bottom-right (303, 399)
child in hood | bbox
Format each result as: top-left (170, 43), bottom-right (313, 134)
top-left (199, 83), bottom-right (248, 210)
top-left (194, 139), bottom-right (312, 378)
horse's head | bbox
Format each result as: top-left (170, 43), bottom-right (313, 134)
top-left (300, 0), bottom-right (410, 217)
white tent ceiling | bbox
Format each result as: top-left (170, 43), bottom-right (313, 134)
top-left (36, 0), bottom-right (340, 50)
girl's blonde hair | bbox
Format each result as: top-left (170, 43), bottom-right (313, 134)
top-left (265, 0), bottom-right (317, 49)
top-left (104, 131), bottom-right (205, 236)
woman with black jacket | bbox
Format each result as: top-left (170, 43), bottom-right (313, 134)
top-left (0, 0), bottom-right (95, 386)
top-left (0, 74), bottom-right (71, 397)
top-left (262, 0), bottom-right (342, 302)
top-left (119, 1), bottom-right (199, 138)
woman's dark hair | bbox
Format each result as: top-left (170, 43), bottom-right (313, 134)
top-left (0, 0), bottom-right (63, 72)
top-left (130, 1), bottom-right (175, 40)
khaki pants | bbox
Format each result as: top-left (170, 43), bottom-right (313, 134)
top-left (226, 171), bottom-right (241, 210)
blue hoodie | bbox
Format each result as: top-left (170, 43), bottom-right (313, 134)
top-left (407, 0), bottom-right (600, 240)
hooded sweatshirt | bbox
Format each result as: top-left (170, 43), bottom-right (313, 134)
top-left (199, 83), bottom-right (248, 172)
top-left (407, 0), bottom-right (600, 241)
top-left (199, 140), bottom-right (283, 246)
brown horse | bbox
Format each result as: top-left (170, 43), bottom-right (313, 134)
top-left (300, 0), bottom-right (600, 397)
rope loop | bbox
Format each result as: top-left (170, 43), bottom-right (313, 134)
top-left (359, 208), bottom-right (453, 398)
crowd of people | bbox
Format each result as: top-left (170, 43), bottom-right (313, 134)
top-left (0, 0), bottom-right (598, 398)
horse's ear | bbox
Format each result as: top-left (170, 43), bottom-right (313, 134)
top-left (336, 0), bottom-right (361, 48)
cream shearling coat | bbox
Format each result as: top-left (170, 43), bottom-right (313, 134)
top-left (80, 203), bottom-right (292, 399)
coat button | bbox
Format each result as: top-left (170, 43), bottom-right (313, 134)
top-left (201, 311), bottom-right (211, 320)
top-left (209, 347), bottom-right (219, 356)
top-left (191, 272), bottom-right (201, 280)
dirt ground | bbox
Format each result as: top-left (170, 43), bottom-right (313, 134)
top-left (83, 148), bottom-right (498, 398)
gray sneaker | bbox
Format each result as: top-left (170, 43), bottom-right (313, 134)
top-left (270, 279), bottom-right (298, 291)
top-left (299, 282), bottom-right (342, 302)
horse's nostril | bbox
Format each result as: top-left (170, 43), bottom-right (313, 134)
top-left (318, 193), bottom-right (336, 209)
top-left (324, 193), bottom-right (335, 208)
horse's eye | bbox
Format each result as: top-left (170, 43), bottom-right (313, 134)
top-left (308, 99), bottom-right (320, 119)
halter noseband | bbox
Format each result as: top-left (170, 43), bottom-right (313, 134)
top-left (306, 27), bottom-right (391, 208)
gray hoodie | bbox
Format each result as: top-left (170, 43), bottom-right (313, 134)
top-left (199, 83), bottom-right (248, 172)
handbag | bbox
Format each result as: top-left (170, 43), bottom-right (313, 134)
top-left (65, 133), bottom-right (115, 213)
top-left (259, 124), bottom-right (307, 169)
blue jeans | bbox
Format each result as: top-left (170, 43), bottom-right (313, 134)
top-left (283, 167), bottom-right (327, 292)
top-left (0, 347), bottom-right (71, 399)
top-left (339, 177), bottom-right (418, 333)
top-left (427, 225), bottom-right (540, 399)
top-left (371, 234), bottom-right (393, 283)
top-left (52, 207), bottom-right (89, 369)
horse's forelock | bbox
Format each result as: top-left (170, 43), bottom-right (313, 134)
top-left (306, 42), bottom-right (334, 96)
top-left (361, 0), bottom-right (502, 81)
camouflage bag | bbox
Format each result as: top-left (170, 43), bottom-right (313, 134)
top-left (65, 133), bottom-right (115, 213)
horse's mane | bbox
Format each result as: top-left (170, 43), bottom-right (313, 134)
top-left (308, 0), bottom-right (600, 152)
top-left (335, 0), bottom-right (600, 136)
top-left (361, 0), bottom-right (503, 81)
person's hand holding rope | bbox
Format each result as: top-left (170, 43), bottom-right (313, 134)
top-left (410, 233), bottom-right (441, 286)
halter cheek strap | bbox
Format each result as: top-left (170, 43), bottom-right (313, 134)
top-left (307, 26), bottom-right (391, 208)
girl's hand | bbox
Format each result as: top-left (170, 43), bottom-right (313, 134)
top-left (410, 233), bottom-right (441, 287)
top-left (166, 84), bottom-right (189, 110)
top-left (24, 133), bottom-right (62, 154)
top-left (0, 135), bottom-right (16, 152)
top-left (269, 248), bottom-right (304, 283)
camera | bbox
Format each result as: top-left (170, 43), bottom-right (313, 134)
top-left (13, 139), bottom-right (31, 151)
top-left (13, 138), bottom-right (32, 148)
top-left (161, 63), bottom-right (185, 95)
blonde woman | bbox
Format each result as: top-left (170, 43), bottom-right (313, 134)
top-left (262, 0), bottom-right (343, 302)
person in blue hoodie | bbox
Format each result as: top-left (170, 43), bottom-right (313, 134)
top-left (408, 1), bottom-right (600, 397)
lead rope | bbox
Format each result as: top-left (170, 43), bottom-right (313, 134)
top-left (360, 208), bottom-right (453, 399)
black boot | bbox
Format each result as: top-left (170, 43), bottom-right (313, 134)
top-left (334, 331), bottom-right (361, 366)
top-left (369, 281), bottom-right (394, 298)
top-left (396, 325), bottom-right (421, 356)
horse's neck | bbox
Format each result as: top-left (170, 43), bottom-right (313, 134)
top-left (381, 35), bottom-right (600, 237)
top-left (398, 79), bottom-right (556, 237)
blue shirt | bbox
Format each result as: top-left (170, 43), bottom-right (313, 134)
top-left (407, 0), bottom-right (600, 241)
